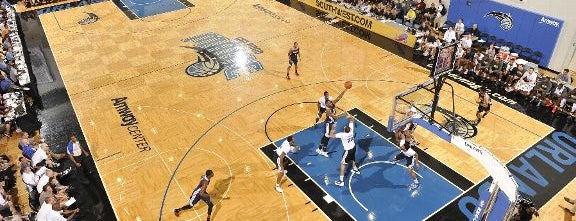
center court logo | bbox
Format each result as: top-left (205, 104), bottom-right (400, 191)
top-left (182, 32), bottom-right (264, 80)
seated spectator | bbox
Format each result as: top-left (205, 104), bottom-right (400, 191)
top-left (467, 23), bottom-right (481, 39)
top-left (514, 67), bottom-right (538, 96)
top-left (487, 56), bottom-right (503, 82)
top-left (21, 166), bottom-right (37, 191)
top-left (0, 188), bottom-right (13, 214)
top-left (416, 0), bottom-right (426, 12)
top-left (424, 3), bottom-right (437, 23)
top-left (0, 72), bottom-right (12, 93)
top-left (404, 6), bottom-right (417, 26)
top-left (557, 88), bottom-right (576, 114)
top-left (36, 197), bottom-right (78, 221)
top-left (529, 76), bottom-right (553, 106)
top-left (505, 64), bottom-right (524, 91)
top-left (485, 44), bottom-right (496, 63)
top-left (454, 18), bottom-right (465, 38)
top-left (18, 156), bottom-right (30, 173)
top-left (460, 34), bottom-right (473, 49)
top-left (21, 143), bottom-right (35, 159)
top-left (38, 184), bottom-right (53, 207)
top-left (443, 26), bottom-right (456, 43)
top-left (556, 68), bottom-right (572, 86)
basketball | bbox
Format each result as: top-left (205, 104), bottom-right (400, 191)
top-left (344, 81), bottom-right (352, 89)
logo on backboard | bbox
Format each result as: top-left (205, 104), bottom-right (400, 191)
top-left (78, 12), bottom-right (99, 25)
top-left (485, 11), bottom-right (513, 31)
top-left (182, 32), bottom-right (264, 80)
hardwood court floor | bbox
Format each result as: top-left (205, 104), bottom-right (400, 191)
top-left (39, 0), bottom-right (553, 220)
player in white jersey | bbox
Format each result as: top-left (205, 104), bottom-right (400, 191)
top-left (316, 88), bottom-right (348, 157)
top-left (329, 114), bottom-right (360, 186)
top-left (275, 136), bottom-right (299, 193)
top-left (393, 142), bottom-right (420, 189)
top-left (315, 91), bottom-right (334, 124)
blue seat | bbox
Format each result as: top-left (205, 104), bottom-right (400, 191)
top-left (512, 44), bottom-right (524, 54)
top-left (520, 48), bottom-right (533, 60)
top-left (531, 51), bottom-right (543, 64)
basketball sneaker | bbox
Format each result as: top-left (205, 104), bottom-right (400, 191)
top-left (351, 168), bottom-right (360, 175)
top-left (335, 180), bottom-right (344, 187)
top-left (316, 149), bottom-right (329, 157)
top-left (275, 185), bottom-right (283, 193)
top-left (408, 182), bottom-right (420, 191)
top-left (173, 209), bottom-right (180, 217)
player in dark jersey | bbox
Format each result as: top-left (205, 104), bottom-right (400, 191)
top-left (174, 170), bottom-right (215, 221)
top-left (286, 42), bottom-right (300, 80)
top-left (473, 87), bottom-right (491, 125)
top-left (316, 88), bottom-right (348, 157)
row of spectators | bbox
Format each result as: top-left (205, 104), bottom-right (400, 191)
top-left (332, 0), bottom-right (448, 29)
top-left (0, 132), bottom-right (96, 220)
top-left (407, 8), bottom-right (575, 117)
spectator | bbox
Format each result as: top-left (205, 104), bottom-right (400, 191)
top-left (514, 67), bottom-right (538, 96)
top-left (468, 23), bottom-right (481, 39)
top-left (557, 88), bottom-right (576, 114)
top-left (0, 188), bottom-right (12, 214)
top-left (405, 6), bottom-right (417, 25)
top-left (424, 3), bottom-right (437, 23)
top-left (435, 0), bottom-right (447, 28)
top-left (21, 166), bottom-right (37, 194)
top-left (556, 68), bottom-right (572, 86)
top-left (454, 18), bottom-right (465, 38)
top-left (21, 143), bottom-right (35, 159)
top-left (18, 157), bottom-right (30, 173)
top-left (443, 26), bottom-right (456, 43)
top-left (460, 34), bottom-right (472, 49)
top-left (38, 185), bottom-right (53, 207)
top-left (416, 0), bottom-right (426, 12)
top-left (0, 72), bottom-right (12, 93)
top-left (529, 76), bottom-right (553, 106)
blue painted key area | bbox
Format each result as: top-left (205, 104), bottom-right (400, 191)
top-left (273, 116), bottom-right (462, 221)
top-left (118, 0), bottom-right (186, 18)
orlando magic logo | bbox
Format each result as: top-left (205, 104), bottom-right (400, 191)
top-left (485, 11), bottom-right (513, 31)
top-left (437, 107), bottom-right (478, 139)
top-left (182, 33), bottom-right (264, 80)
top-left (78, 12), bottom-right (99, 25)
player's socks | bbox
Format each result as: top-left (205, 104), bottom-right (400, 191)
top-left (340, 176), bottom-right (344, 182)
top-left (414, 179), bottom-right (419, 184)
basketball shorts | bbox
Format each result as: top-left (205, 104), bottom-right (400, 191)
top-left (341, 147), bottom-right (356, 164)
top-left (395, 153), bottom-right (415, 168)
top-left (289, 57), bottom-right (298, 66)
top-left (477, 105), bottom-right (491, 112)
top-left (189, 190), bottom-right (211, 206)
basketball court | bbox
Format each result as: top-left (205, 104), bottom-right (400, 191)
top-left (33, 0), bottom-right (568, 220)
